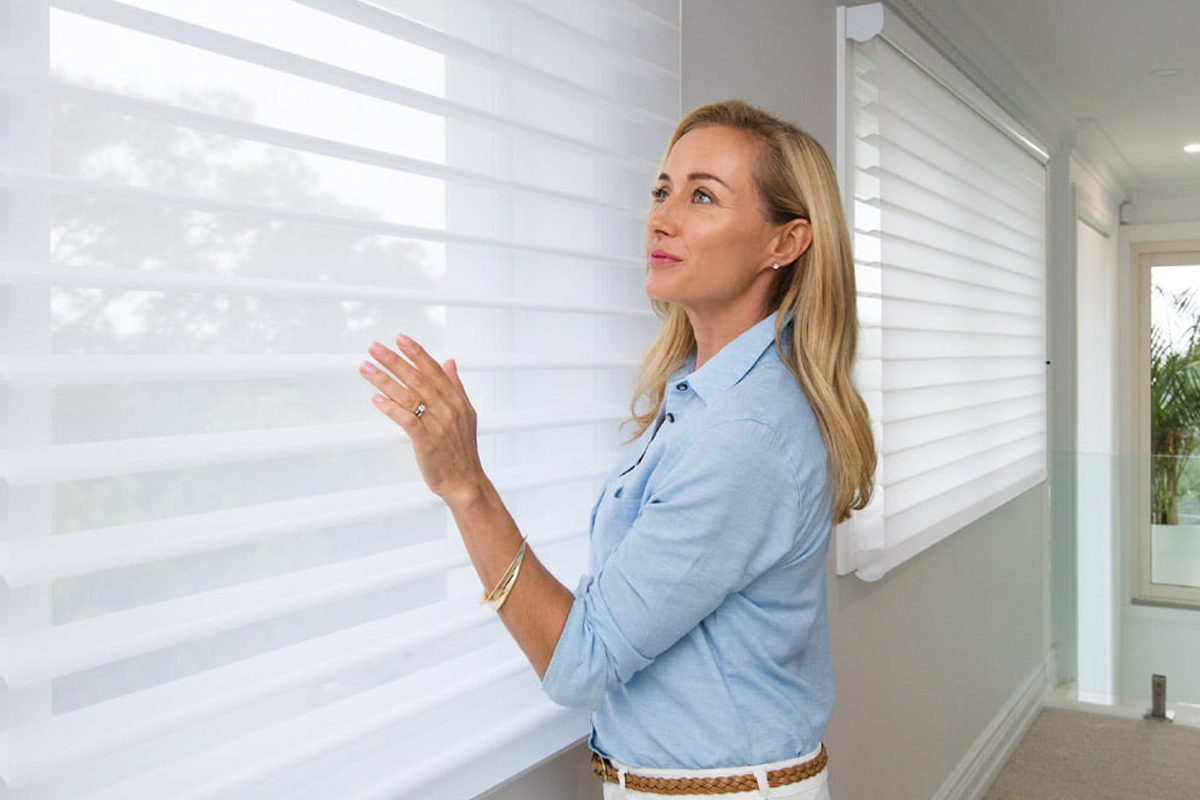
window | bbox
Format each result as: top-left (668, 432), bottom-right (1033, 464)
top-left (838, 4), bottom-right (1048, 581)
top-left (0, 1), bottom-right (678, 797)
top-left (1135, 248), bottom-right (1200, 607)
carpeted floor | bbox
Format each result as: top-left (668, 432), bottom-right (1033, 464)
top-left (984, 707), bottom-right (1200, 800)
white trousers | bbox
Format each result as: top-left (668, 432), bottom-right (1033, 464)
top-left (599, 745), bottom-right (831, 800)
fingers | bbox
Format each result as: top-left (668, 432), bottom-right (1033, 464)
top-left (359, 360), bottom-right (424, 426)
top-left (361, 336), bottom-right (471, 425)
top-left (364, 338), bottom-right (448, 405)
top-left (396, 335), bottom-right (468, 403)
top-left (443, 358), bottom-right (466, 394)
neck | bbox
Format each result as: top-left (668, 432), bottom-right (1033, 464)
top-left (688, 305), bottom-right (771, 368)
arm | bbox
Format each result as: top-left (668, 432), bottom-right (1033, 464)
top-left (360, 335), bottom-right (573, 678)
top-left (543, 419), bottom-right (819, 708)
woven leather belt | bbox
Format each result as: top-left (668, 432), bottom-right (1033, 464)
top-left (590, 744), bottom-right (827, 795)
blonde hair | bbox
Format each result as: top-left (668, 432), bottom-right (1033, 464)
top-left (629, 100), bottom-right (875, 523)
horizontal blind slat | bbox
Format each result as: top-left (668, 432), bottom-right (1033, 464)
top-left (8, 548), bottom-right (468, 686)
top-left (872, 257), bottom-right (1045, 303)
top-left (50, 0), bottom-right (660, 167)
top-left (875, 265), bottom-right (1043, 317)
top-left (860, 47), bottom-right (1046, 183)
top-left (0, 75), bottom-right (648, 216)
top-left (880, 297), bottom-right (1044, 335)
top-left (291, 0), bottom-right (675, 125)
top-left (2, 407), bottom-right (628, 485)
top-left (355, 681), bottom-right (586, 800)
top-left (883, 431), bottom-right (1045, 514)
top-left (0, 262), bottom-right (651, 318)
top-left (460, 0), bottom-right (680, 78)
top-left (9, 523), bottom-right (585, 686)
top-left (856, 225), bottom-right (1046, 288)
top-left (866, 197), bottom-right (1043, 265)
top-left (856, 138), bottom-right (1043, 235)
top-left (881, 455), bottom-right (1047, 546)
top-left (0, 167), bottom-right (643, 265)
top-left (880, 329), bottom-right (1043, 361)
top-left (861, 93), bottom-right (1046, 201)
top-left (884, 398), bottom-right (1045, 455)
top-left (882, 358), bottom-right (1044, 391)
top-left (884, 414), bottom-right (1045, 484)
top-left (8, 595), bottom-right (494, 781)
top-left (3, 461), bottom-right (608, 585)
top-left (868, 161), bottom-right (1043, 249)
top-left (881, 375), bottom-right (1045, 422)
top-left (57, 643), bottom-right (531, 800)
top-left (1, 351), bottom-right (642, 387)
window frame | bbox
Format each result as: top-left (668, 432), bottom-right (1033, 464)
top-left (1133, 244), bottom-right (1200, 608)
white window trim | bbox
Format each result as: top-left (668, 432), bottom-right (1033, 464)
top-left (1132, 243), bottom-right (1200, 608)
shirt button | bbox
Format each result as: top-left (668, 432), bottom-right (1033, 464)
top-left (675, 382), bottom-right (688, 391)
top-left (665, 413), bottom-right (675, 423)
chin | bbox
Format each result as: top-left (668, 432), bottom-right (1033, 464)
top-left (644, 276), bottom-right (680, 305)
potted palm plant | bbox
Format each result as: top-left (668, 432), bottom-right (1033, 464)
top-left (1150, 288), bottom-right (1200, 526)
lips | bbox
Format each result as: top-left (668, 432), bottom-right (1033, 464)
top-left (648, 248), bottom-right (681, 267)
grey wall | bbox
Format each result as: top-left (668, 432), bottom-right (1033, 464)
top-left (825, 488), bottom-right (1046, 799)
top-left (483, 2), bottom-right (1049, 798)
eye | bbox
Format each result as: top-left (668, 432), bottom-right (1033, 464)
top-left (692, 188), bottom-right (713, 203)
top-left (650, 186), bottom-right (668, 203)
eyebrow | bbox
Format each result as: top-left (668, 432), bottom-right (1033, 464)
top-left (657, 171), bottom-right (732, 189)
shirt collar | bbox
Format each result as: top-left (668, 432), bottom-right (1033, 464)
top-left (680, 311), bottom-right (785, 403)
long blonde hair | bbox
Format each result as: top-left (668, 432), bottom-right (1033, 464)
top-left (629, 100), bottom-right (875, 523)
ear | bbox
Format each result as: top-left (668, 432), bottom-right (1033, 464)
top-left (768, 218), bottom-right (813, 268)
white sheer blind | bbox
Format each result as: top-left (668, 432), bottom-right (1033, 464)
top-left (0, 1), bottom-right (677, 797)
top-left (840, 6), bottom-right (1047, 581)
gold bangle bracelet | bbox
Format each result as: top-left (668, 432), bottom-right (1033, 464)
top-left (481, 537), bottom-right (528, 612)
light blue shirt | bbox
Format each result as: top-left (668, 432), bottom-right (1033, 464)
top-left (542, 312), bottom-right (834, 770)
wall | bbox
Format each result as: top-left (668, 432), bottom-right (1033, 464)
top-left (483, 2), bottom-right (1049, 798)
top-left (1072, 159), bottom-right (1124, 698)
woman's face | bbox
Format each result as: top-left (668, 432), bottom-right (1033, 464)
top-left (645, 125), bottom-right (786, 325)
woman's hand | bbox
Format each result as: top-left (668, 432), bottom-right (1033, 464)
top-left (360, 335), bottom-right (485, 505)
top-left (361, 336), bottom-right (573, 676)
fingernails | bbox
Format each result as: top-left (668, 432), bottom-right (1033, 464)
top-left (396, 333), bottom-right (413, 348)
top-left (359, 361), bottom-right (379, 375)
top-left (372, 393), bottom-right (387, 405)
top-left (368, 342), bottom-right (386, 357)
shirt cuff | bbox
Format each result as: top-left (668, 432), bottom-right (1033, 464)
top-left (540, 579), bottom-right (592, 709)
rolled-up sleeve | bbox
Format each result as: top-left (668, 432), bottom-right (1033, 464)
top-left (541, 418), bottom-right (816, 709)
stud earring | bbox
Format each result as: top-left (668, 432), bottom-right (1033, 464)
top-left (771, 263), bottom-right (781, 270)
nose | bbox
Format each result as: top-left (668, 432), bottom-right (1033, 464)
top-left (647, 195), bottom-right (678, 237)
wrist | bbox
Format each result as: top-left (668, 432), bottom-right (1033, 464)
top-left (439, 472), bottom-right (493, 512)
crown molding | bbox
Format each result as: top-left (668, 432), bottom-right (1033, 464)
top-left (1128, 181), bottom-right (1200, 225)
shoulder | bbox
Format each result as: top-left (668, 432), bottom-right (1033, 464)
top-left (717, 343), bottom-right (822, 450)
top-left (675, 349), bottom-right (828, 495)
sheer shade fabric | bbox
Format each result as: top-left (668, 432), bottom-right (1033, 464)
top-left (840, 10), bottom-right (1048, 581)
top-left (0, 0), bottom-right (677, 798)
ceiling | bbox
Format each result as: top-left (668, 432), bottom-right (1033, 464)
top-left (900, 0), bottom-right (1200, 192)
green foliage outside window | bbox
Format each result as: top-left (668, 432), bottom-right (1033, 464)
top-left (1150, 288), bottom-right (1200, 525)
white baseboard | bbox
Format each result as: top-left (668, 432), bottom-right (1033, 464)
top-left (930, 654), bottom-right (1051, 800)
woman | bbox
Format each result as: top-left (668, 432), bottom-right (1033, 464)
top-left (360, 99), bottom-right (874, 798)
